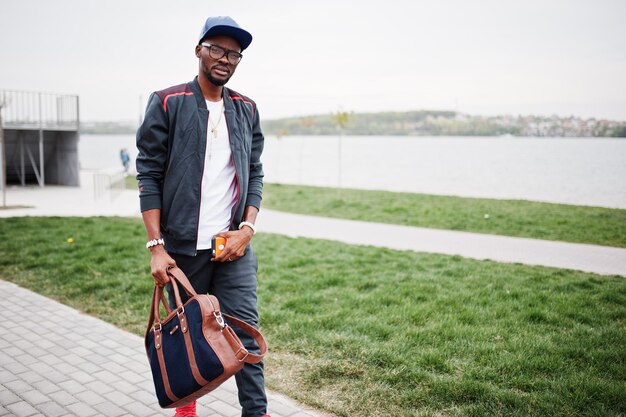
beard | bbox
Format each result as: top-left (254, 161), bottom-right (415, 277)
top-left (203, 67), bottom-right (231, 86)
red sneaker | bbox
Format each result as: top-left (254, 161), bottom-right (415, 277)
top-left (174, 400), bottom-right (197, 417)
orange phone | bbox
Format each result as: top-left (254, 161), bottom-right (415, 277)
top-left (211, 236), bottom-right (227, 258)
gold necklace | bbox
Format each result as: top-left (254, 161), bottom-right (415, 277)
top-left (208, 101), bottom-right (224, 139)
top-left (207, 100), bottom-right (224, 160)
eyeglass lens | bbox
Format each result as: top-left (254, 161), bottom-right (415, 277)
top-left (208, 45), bottom-right (242, 65)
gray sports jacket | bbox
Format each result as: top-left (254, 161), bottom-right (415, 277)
top-left (136, 77), bottom-right (264, 256)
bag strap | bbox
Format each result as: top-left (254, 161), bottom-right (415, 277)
top-left (223, 313), bottom-right (268, 364)
top-left (167, 267), bottom-right (197, 296)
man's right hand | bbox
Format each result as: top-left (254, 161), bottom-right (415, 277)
top-left (150, 246), bottom-right (177, 287)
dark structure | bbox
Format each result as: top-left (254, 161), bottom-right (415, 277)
top-left (0, 89), bottom-right (80, 186)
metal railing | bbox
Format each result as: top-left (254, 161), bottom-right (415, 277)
top-left (0, 89), bottom-right (79, 130)
top-left (93, 169), bottom-right (126, 201)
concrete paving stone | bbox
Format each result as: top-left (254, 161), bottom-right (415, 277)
top-left (123, 400), bottom-right (163, 417)
top-left (114, 345), bottom-right (140, 360)
top-left (16, 370), bottom-right (44, 384)
top-left (2, 345), bottom-right (24, 357)
top-left (57, 379), bottom-right (88, 395)
top-left (69, 345), bottom-right (93, 357)
top-left (4, 378), bottom-right (32, 392)
top-left (48, 390), bottom-right (78, 406)
top-left (14, 353), bottom-right (39, 366)
top-left (100, 339), bottom-right (122, 349)
top-left (207, 399), bottom-right (241, 417)
top-left (53, 338), bottom-right (79, 351)
top-left (45, 346), bottom-right (70, 357)
top-left (65, 402), bottom-right (99, 417)
top-left (93, 401), bottom-right (128, 417)
top-left (0, 352), bottom-right (17, 366)
top-left (133, 379), bottom-right (158, 394)
top-left (27, 346), bottom-right (48, 357)
top-left (268, 399), bottom-right (302, 416)
top-left (83, 352), bottom-right (110, 366)
top-left (91, 369), bottom-right (121, 385)
top-left (49, 361), bottom-right (79, 377)
top-left (123, 358), bottom-right (150, 374)
top-left (129, 389), bottom-right (158, 406)
top-left (74, 390), bottom-right (107, 406)
top-left (26, 363), bottom-right (54, 377)
top-left (59, 352), bottom-right (86, 366)
top-left (76, 338), bottom-right (100, 350)
top-left (11, 339), bottom-right (35, 351)
top-left (0, 389), bottom-right (21, 405)
top-left (0, 405), bottom-right (8, 416)
top-left (0, 370), bottom-right (18, 383)
top-left (210, 390), bottom-right (239, 407)
top-left (2, 361), bottom-right (29, 375)
top-left (1, 322), bottom-right (21, 333)
top-left (105, 379), bottom-right (138, 396)
top-left (69, 370), bottom-right (96, 385)
top-left (6, 400), bottom-right (40, 417)
top-left (33, 339), bottom-right (55, 350)
top-left (117, 370), bottom-right (146, 385)
top-left (102, 390), bottom-right (135, 407)
top-left (108, 352), bottom-right (133, 366)
top-left (18, 390), bottom-right (50, 405)
top-left (34, 401), bottom-right (67, 417)
top-left (31, 379), bottom-right (62, 395)
top-left (73, 361), bottom-right (100, 374)
top-left (0, 339), bottom-right (10, 349)
top-left (38, 369), bottom-right (70, 384)
top-left (102, 361), bottom-right (127, 374)
top-left (84, 379), bottom-right (116, 395)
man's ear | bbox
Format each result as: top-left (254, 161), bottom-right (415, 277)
top-left (195, 44), bottom-right (202, 58)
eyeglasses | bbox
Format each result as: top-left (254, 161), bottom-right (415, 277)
top-left (200, 42), bottom-right (243, 65)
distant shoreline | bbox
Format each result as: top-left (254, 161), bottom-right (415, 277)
top-left (81, 109), bottom-right (626, 137)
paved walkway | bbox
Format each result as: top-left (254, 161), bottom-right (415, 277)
top-left (1, 172), bottom-right (624, 277)
top-left (257, 211), bottom-right (626, 277)
top-left (0, 280), bottom-right (328, 417)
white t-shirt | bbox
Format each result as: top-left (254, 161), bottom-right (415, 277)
top-left (196, 99), bottom-right (238, 250)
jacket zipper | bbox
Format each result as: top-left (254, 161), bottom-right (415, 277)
top-left (225, 110), bottom-right (242, 230)
top-left (193, 109), bottom-right (209, 256)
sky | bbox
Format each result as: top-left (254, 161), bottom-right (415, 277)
top-left (1, 0), bottom-right (625, 122)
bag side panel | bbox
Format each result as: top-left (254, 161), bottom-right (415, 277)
top-left (185, 299), bottom-right (225, 381)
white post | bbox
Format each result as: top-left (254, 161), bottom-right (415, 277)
top-left (0, 105), bottom-right (6, 207)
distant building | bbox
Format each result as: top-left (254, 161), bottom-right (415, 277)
top-left (0, 89), bottom-right (80, 186)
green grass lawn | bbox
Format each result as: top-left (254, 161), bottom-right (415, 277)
top-left (263, 183), bottom-right (626, 248)
top-left (1, 217), bottom-right (624, 416)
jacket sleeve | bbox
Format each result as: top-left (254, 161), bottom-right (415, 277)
top-left (245, 106), bottom-right (265, 210)
top-left (136, 93), bottom-right (169, 212)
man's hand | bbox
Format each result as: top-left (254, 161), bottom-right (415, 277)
top-left (212, 228), bottom-right (254, 262)
top-left (150, 246), bottom-right (177, 286)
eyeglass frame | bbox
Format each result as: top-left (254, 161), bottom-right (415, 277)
top-left (200, 42), bottom-right (243, 65)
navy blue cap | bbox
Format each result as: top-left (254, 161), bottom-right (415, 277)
top-left (198, 16), bottom-right (253, 51)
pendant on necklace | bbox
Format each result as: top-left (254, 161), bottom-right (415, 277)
top-left (211, 128), bottom-right (218, 138)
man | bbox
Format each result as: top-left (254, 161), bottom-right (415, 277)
top-left (136, 16), bottom-right (269, 417)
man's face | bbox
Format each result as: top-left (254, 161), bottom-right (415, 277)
top-left (196, 35), bottom-right (242, 87)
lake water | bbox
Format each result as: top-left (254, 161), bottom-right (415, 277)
top-left (79, 134), bottom-right (626, 209)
